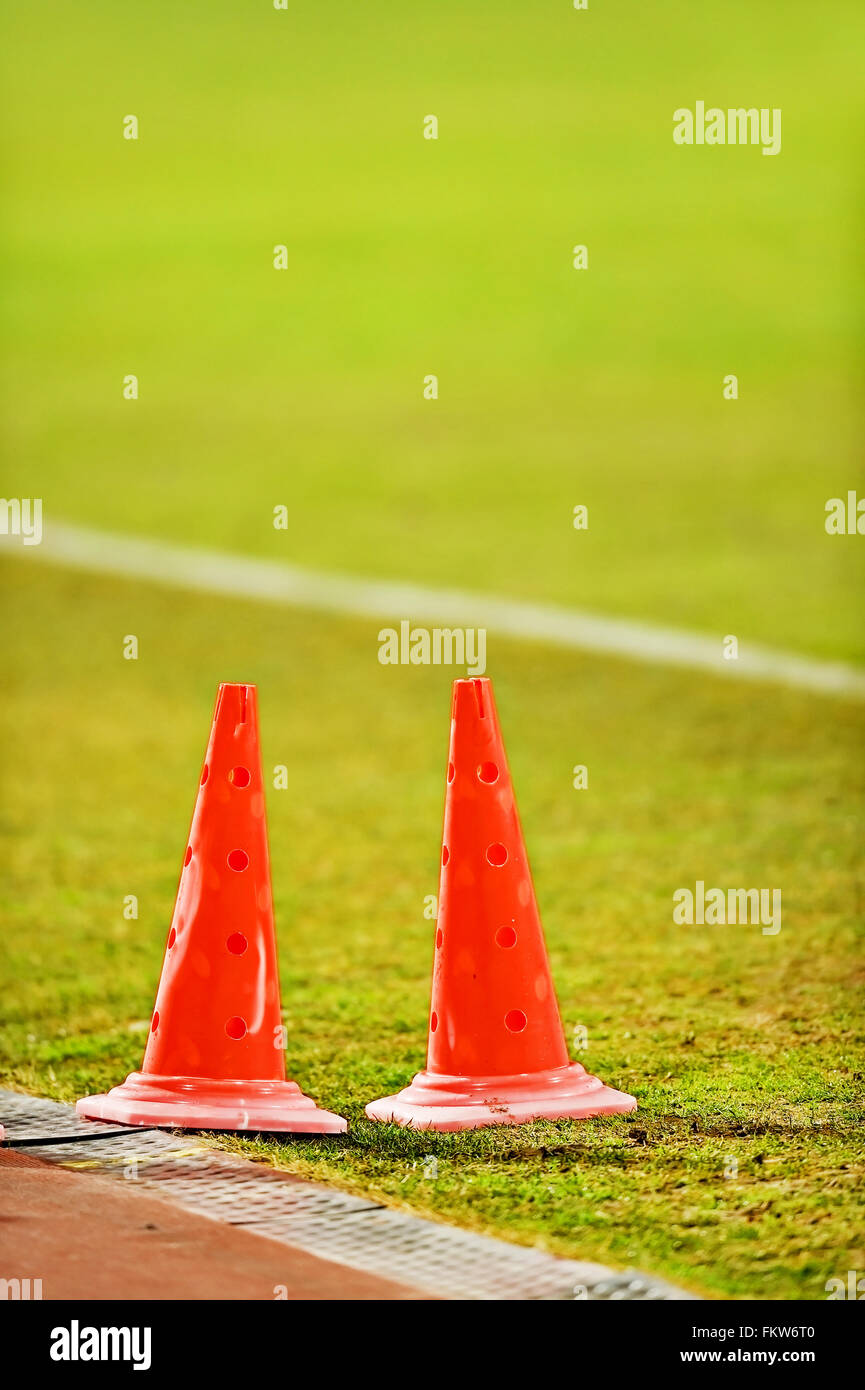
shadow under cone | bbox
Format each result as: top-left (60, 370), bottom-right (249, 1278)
top-left (366, 677), bottom-right (636, 1131)
top-left (78, 683), bottom-right (346, 1134)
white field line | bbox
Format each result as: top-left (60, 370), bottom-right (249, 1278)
top-left (4, 519), bottom-right (864, 700)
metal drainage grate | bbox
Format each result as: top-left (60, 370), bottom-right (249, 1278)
top-left (240, 1204), bottom-right (625, 1300)
top-left (0, 1088), bottom-right (147, 1144)
top-left (21, 1131), bottom-right (194, 1163)
top-left (587, 1272), bottom-right (685, 1301)
top-left (3, 1089), bottom-right (697, 1301)
top-left (24, 1136), bottom-right (378, 1226)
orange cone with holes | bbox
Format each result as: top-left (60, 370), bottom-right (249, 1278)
top-left (77, 683), bottom-right (346, 1133)
top-left (366, 676), bottom-right (636, 1130)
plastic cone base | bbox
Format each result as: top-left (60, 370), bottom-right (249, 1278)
top-left (77, 1072), bottom-right (347, 1134)
top-left (365, 1062), bottom-right (636, 1132)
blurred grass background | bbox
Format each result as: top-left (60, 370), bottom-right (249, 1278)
top-left (2, 0), bottom-right (863, 652)
top-left (1, 0), bottom-right (863, 1299)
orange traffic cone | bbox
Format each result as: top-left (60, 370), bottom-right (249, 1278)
top-left (78, 683), bottom-right (346, 1134)
top-left (366, 677), bottom-right (636, 1131)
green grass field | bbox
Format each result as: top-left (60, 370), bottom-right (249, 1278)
top-left (1, 1), bottom-right (863, 1300)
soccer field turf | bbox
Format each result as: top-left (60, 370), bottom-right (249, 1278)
top-left (1, 0), bottom-right (863, 1301)
top-left (1, 559), bottom-right (862, 1300)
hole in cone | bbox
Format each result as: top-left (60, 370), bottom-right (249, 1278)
top-left (441, 846), bottom-right (449, 866)
top-left (504, 1009), bottom-right (527, 1032)
top-left (225, 1016), bottom-right (247, 1039)
top-left (496, 926), bottom-right (517, 948)
top-left (430, 1011), bottom-right (438, 1032)
top-left (226, 932), bottom-right (248, 955)
top-left (486, 842), bottom-right (508, 867)
top-left (436, 928), bottom-right (443, 948)
top-left (183, 846), bottom-right (192, 866)
top-left (230, 765), bottom-right (251, 788)
top-left (447, 762), bottom-right (455, 783)
top-left (227, 849), bottom-right (249, 872)
top-left (167, 928), bottom-right (176, 949)
top-left (151, 1011), bottom-right (159, 1032)
top-left (200, 764), bottom-right (209, 785)
top-left (478, 761), bottom-right (499, 784)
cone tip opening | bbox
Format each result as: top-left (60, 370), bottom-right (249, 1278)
top-left (452, 675), bottom-right (494, 720)
top-left (215, 682), bottom-right (257, 726)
